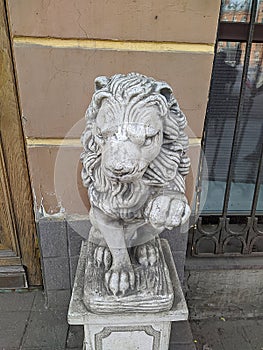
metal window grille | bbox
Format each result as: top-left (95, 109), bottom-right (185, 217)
top-left (189, 0), bottom-right (263, 257)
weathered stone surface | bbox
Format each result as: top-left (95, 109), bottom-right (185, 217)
top-left (26, 144), bottom-right (198, 215)
top-left (66, 325), bottom-right (84, 349)
top-left (191, 318), bottom-right (263, 350)
top-left (42, 257), bottom-right (71, 290)
top-left (84, 323), bottom-right (171, 350)
top-left (21, 309), bottom-right (68, 349)
top-left (69, 241), bottom-right (188, 322)
top-left (78, 73), bottom-right (191, 312)
top-left (83, 239), bottom-right (174, 313)
top-left (27, 146), bottom-right (90, 215)
top-left (68, 240), bottom-right (188, 350)
top-left (68, 73), bottom-right (191, 349)
top-left (38, 219), bottom-right (67, 258)
top-left (14, 45), bottom-right (213, 138)
top-left (8, 0), bottom-right (220, 44)
top-left (186, 268), bottom-right (263, 319)
top-left (45, 289), bottom-right (72, 310)
top-left (0, 311), bottom-right (30, 349)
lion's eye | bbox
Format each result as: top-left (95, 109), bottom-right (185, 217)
top-left (95, 132), bottom-right (105, 144)
top-left (96, 128), bottom-right (103, 139)
top-left (144, 136), bottom-right (154, 146)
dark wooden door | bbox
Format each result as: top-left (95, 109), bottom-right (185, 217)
top-left (0, 0), bottom-right (42, 287)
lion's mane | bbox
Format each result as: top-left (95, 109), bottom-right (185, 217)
top-left (81, 73), bottom-right (190, 219)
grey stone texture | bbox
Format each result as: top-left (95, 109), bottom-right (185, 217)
top-left (161, 221), bottom-right (190, 284)
top-left (38, 219), bottom-right (68, 258)
top-left (170, 321), bottom-right (195, 343)
top-left (46, 289), bottom-right (72, 309)
top-left (0, 290), bottom-right (35, 311)
top-left (37, 217), bottom-right (91, 306)
top-left (42, 257), bottom-right (71, 290)
top-left (67, 219), bottom-right (90, 244)
top-left (2, 289), bottom-right (263, 350)
top-left (191, 318), bottom-right (263, 350)
top-left (68, 239), bottom-right (190, 350)
top-left (79, 73), bottom-right (191, 307)
top-left (66, 325), bottom-right (84, 349)
top-left (0, 289), bottom-right (196, 350)
top-left (21, 308), bottom-right (68, 349)
top-left (69, 256), bottom-right (79, 288)
top-left (185, 257), bottom-right (263, 320)
top-left (0, 310), bottom-right (31, 349)
top-left (170, 321), bottom-right (196, 349)
top-left (37, 217), bottom-right (188, 307)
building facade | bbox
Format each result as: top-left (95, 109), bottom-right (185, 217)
top-left (1, 0), bottom-right (262, 318)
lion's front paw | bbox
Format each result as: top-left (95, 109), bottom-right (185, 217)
top-left (104, 266), bottom-right (135, 296)
top-left (144, 195), bottom-right (190, 230)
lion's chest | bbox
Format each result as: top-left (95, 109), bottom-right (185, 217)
top-left (89, 181), bottom-right (153, 221)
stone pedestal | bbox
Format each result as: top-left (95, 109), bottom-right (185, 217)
top-left (68, 239), bottom-right (188, 350)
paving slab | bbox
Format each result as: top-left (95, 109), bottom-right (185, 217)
top-left (1, 289), bottom-right (263, 350)
top-left (30, 290), bottom-right (48, 312)
top-left (169, 344), bottom-right (196, 350)
top-left (45, 289), bottom-right (72, 309)
top-left (0, 290), bottom-right (36, 312)
top-left (191, 318), bottom-right (263, 350)
top-left (0, 311), bottom-right (30, 349)
top-left (0, 289), bottom-right (69, 350)
top-left (66, 325), bottom-right (84, 349)
top-left (21, 308), bottom-right (68, 349)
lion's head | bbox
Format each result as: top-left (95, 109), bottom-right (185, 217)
top-left (81, 73), bottom-right (190, 213)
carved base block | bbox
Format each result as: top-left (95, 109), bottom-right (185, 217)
top-left (83, 238), bottom-right (174, 313)
top-left (68, 239), bottom-right (188, 350)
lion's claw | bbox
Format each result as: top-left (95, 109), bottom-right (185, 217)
top-left (94, 246), bottom-right (112, 271)
top-left (105, 266), bottom-right (135, 296)
top-left (135, 243), bottom-right (159, 267)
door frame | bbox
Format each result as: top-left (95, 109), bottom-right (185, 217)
top-left (0, 0), bottom-right (42, 286)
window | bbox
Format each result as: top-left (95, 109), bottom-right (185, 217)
top-left (189, 0), bottom-right (263, 256)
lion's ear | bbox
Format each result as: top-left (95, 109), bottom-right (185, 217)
top-left (94, 76), bottom-right (109, 91)
top-left (154, 82), bottom-right (173, 102)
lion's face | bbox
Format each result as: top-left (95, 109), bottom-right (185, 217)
top-left (81, 73), bottom-right (190, 198)
top-left (93, 99), bottom-right (163, 183)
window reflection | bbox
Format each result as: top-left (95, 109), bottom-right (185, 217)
top-left (200, 42), bottom-right (245, 214)
top-left (221, 0), bottom-right (252, 22)
top-left (256, 0), bottom-right (263, 22)
top-left (201, 42), bottom-right (263, 215)
top-left (256, 169), bottom-right (263, 213)
top-left (228, 43), bottom-right (263, 214)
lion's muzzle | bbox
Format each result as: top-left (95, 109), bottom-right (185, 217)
top-left (102, 139), bottom-right (147, 182)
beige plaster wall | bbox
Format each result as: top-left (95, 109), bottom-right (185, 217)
top-left (7, 0), bottom-right (221, 215)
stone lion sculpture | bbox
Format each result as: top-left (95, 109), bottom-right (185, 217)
top-left (81, 73), bottom-right (190, 313)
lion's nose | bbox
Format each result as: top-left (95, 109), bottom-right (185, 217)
top-left (113, 168), bottom-right (131, 175)
top-left (112, 163), bottom-right (133, 175)
top-left (114, 164), bottom-right (124, 172)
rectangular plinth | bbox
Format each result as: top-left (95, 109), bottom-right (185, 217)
top-left (68, 239), bottom-right (188, 350)
top-left (84, 322), bottom-right (171, 350)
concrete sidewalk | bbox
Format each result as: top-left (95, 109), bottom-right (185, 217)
top-left (0, 289), bottom-right (196, 350)
top-left (1, 288), bottom-right (262, 349)
top-left (191, 317), bottom-right (263, 350)
top-left (0, 289), bottom-right (82, 350)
